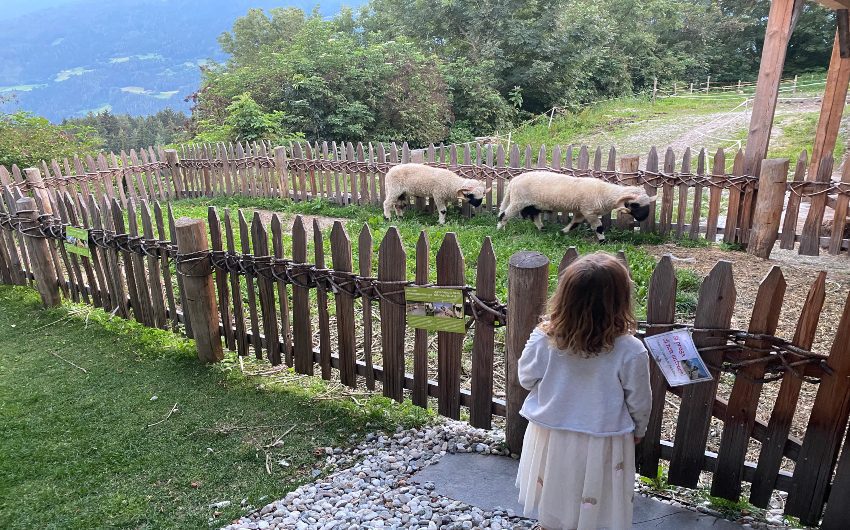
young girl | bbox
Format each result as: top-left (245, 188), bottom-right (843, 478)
top-left (515, 252), bottom-right (652, 530)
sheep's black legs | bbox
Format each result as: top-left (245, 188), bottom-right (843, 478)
top-left (586, 214), bottom-right (605, 243)
top-left (561, 213), bottom-right (585, 233)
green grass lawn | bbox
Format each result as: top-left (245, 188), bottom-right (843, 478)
top-left (0, 286), bottom-right (428, 530)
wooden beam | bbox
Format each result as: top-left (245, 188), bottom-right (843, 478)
top-left (744, 0), bottom-right (803, 177)
top-left (816, 0), bottom-right (850, 11)
top-left (808, 26), bottom-right (850, 182)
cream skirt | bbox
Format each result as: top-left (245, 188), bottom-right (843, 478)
top-left (515, 422), bottom-right (636, 530)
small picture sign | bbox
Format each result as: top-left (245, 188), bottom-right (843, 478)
top-left (405, 286), bottom-right (466, 334)
top-left (643, 329), bottom-right (713, 387)
top-left (64, 226), bottom-right (91, 258)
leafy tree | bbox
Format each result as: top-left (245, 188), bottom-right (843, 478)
top-left (0, 111), bottom-right (101, 169)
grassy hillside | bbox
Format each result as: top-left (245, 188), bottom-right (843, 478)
top-left (505, 72), bottom-right (844, 171)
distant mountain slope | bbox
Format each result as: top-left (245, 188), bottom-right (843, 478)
top-left (0, 0), bottom-right (357, 121)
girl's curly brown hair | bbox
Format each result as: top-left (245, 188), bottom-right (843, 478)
top-left (540, 252), bottom-right (636, 356)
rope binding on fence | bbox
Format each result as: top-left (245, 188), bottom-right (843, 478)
top-left (0, 207), bottom-right (834, 380)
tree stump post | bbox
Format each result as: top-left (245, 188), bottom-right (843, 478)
top-left (165, 149), bottom-right (185, 199)
top-left (747, 159), bottom-right (789, 259)
top-left (174, 217), bottom-right (223, 363)
top-left (16, 197), bottom-right (61, 307)
top-left (505, 251), bottom-right (549, 454)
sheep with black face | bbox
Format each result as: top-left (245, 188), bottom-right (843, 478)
top-left (383, 163), bottom-right (489, 224)
top-left (495, 171), bottom-right (654, 243)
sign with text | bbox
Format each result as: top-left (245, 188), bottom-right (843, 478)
top-left (405, 287), bottom-right (466, 334)
top-left (643, 329), bottom-right (712, 387)
top-left (64, 226), bottom-right (91, 258)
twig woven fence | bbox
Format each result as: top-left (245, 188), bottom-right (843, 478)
top-left (1, 180), bottom-right (850, 525)
top-left (2, 139), bottom-right (847, 257)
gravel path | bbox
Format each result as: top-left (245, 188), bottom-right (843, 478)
top-left (222, 421), bottom-right (533, 530)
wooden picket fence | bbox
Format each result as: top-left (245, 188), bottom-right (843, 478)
top-left (3, 139), bottom-right (847, 258)
top-left (2, 173), bottom-right (850, 524)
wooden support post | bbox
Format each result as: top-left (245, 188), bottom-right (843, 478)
top-left (165, 149), bottom-right (185, 199)
top-left (743, 0), bottom-right (802, 177)
top-left (747, 159), bottom-right (789, 258)
top-left (16, 197), bottom-right (61, 307)
top-left (705, 75), bottom-right (711, 92)
top-left (652, 77), bottom-right (658, 103)
top-left (174, 217), bottom-right (223, 363)
top-left (505, 251), bottom-right (549, 454)
top-left (807, 26), bottom-right (850, 182)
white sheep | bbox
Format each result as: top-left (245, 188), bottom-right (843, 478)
top-left (382, 163), bottom-right (489, 224)
top-left (495, 171), bottom-right (653, 242)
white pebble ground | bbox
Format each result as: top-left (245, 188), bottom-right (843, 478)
top-left (221, 421), bottom-right (533, 530)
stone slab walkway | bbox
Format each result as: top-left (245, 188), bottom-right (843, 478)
top-left (411, 452), bottom-right (743, 529)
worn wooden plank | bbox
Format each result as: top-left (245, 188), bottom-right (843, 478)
top-left (724, 150), bottom-right (746, 244)
top-left (331, 221), bottom-right (357, 387)
top-left (347, 142), bottom-right (358, 205)
top-left (829, 159), bottom-right (850, 255)
top-left (77, 192), bottom-right (110, 310)
top-left (270, 215), bottom-right (293, 365)
top-left (641, 147), bottom-right (659, 233)
top-left (208, 207), bottom-right (234, 350)
top-left (51, 191), bottom-right (82, 302)
top-left (780, 152), bottom-right (809, 250)
top-left (111, 198), bottom-right (144, 324)
top-left (413, 231), bottom-right (430, 408)
top-left (705, 149), bottom-right (725, 241)
top-left (359, 224), bottom-right (376, 390)
top-left (437, 233), bottom-right (465, 419)
top-left (558, 246), bottom-right (579, 274)
top-left (126, 200), bottom-right (154, 326)
top-left (153, 202), bottom-right (178, 331)
top-left (617, 156), bottom-right (639, 229)
top-left (496, 145), bottom-right (506, 207)
top-left (470, 237), bottom-right (496, 429)
top-left (378, 227), bottom-right (406, 401)
top-left (252, 213), bottom-right (281, 366)
top-left (140, 200), bottom-right (167, 329)
top-left (676, 148), bottom-right (691, 238)
top-left (750, 272), bottom-right (826, 507)
top-left (94, 197), bottom-right (128, 317)
top-left (238, 210), bottom-right (263, 358)
top-left (668, 261), bottom-right (736, 487)
top-left (291, 215), bottom-right (313, 373)
top-left (799, 155), bottom-right (834, 255)
top-left (712, 267), bottom-right (786, 500)
top-left (659, 148), bottom-right (676, 236)
top-left (786, 288), bottom-right (850, 524)
top-left (314, 219), bottom-right (332, 379)
top-left (638, 255), bottom-right (677, 478)
top-left (689, 149), bottom-right (706, 239)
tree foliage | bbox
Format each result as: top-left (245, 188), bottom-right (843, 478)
top-left (63, 109), bottom-right (187, 153)
top-left (0, 111), bottom-right (101, 169)
top-left (190, 0), bottom-right (835, 146)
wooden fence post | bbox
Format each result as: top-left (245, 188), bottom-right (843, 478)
top-left (174, 217), bottom-right (223, 363)
top-left (505, 251), bottom-right (549, 454)
top-left (15, 197), bottom-right (61, 307)
top-left (274, 146), bottom-right (289, 200)
top-left (617, 155), bottom-right (640, 229)
top-left (747, 159), bottom-right (789, 258)
top-left (165, 149), bottom-right (185, 199)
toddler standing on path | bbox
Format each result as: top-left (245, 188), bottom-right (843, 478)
top-left (515, 252), bottom-right (653, 530)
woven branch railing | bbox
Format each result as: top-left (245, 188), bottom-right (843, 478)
top-left (0, 206), bottom-right (834, 382)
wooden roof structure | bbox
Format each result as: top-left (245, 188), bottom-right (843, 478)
top-left (816, 0), bottom-right (850, 9)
